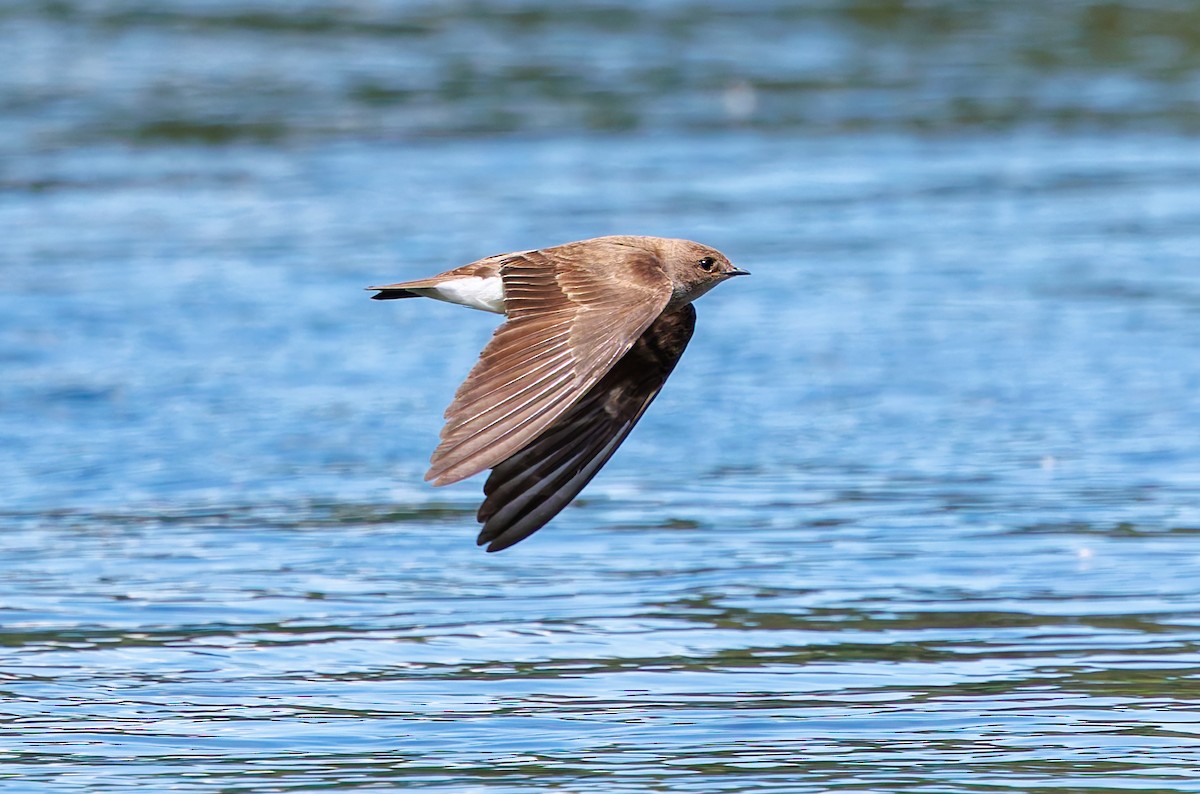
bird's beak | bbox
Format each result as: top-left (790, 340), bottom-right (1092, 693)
top-left (726, 267), bottom-right (751, 277)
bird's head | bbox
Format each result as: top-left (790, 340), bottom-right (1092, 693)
top-left (659, 239), bottom-right (749, 305)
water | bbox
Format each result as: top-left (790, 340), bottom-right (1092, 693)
top-left (4, 1), bottom-right (1200, 791)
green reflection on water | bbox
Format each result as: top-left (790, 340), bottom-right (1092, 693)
top-left (10, 0), bottom-right (1200, 147)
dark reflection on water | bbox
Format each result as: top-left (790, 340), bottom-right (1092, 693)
top-left (5, 0), bottom-right (1200, 791)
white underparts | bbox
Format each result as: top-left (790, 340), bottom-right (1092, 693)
top-left (411, 276), bottom-right (506, 314)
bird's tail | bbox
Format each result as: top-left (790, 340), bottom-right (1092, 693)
top-left (368, 288), bottom-right (421, 301)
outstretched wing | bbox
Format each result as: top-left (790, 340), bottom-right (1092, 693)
top-left (474, 303), bottom-right (697, 552)
top-left (427, 244), bottom-right (672, 486)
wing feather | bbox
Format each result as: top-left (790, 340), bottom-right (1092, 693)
top-left (426, 244), bottom-right (672, 486)
top-left (474, 303), bottom-right (697, 551)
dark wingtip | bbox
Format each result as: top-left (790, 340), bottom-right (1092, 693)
top-left (476, 522), bottom-right (528, 553)
top-left (477, 531), bottom-right (512, 553)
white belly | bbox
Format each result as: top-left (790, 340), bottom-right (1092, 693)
top-left (412, 276), bottom-right (506, 314)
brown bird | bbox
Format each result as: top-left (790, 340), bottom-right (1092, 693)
top-left (369, 235), bottom-right (748, 551)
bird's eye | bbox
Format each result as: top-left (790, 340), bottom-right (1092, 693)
top-left (697, 256), bottom-right (715, 271)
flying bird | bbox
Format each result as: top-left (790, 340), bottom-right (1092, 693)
top-left (370, 235), bottom-right (748, 551)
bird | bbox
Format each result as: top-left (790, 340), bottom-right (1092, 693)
top-left (369, 235), bottom-right (748, 551)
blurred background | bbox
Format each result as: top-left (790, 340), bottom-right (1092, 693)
top-left (4, 1), bottom-right (1200, 791)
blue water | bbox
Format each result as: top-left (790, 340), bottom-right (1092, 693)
top-left (5, 2), bottom-right (1200, 791)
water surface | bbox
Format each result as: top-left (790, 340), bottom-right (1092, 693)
top-left (4, 2), bottom-right (1200, 791)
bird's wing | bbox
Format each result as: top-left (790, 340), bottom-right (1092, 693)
top-left (427, 245), bottom-right (672, 485)
top-left (474, 303), bottom-right (697, 551)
